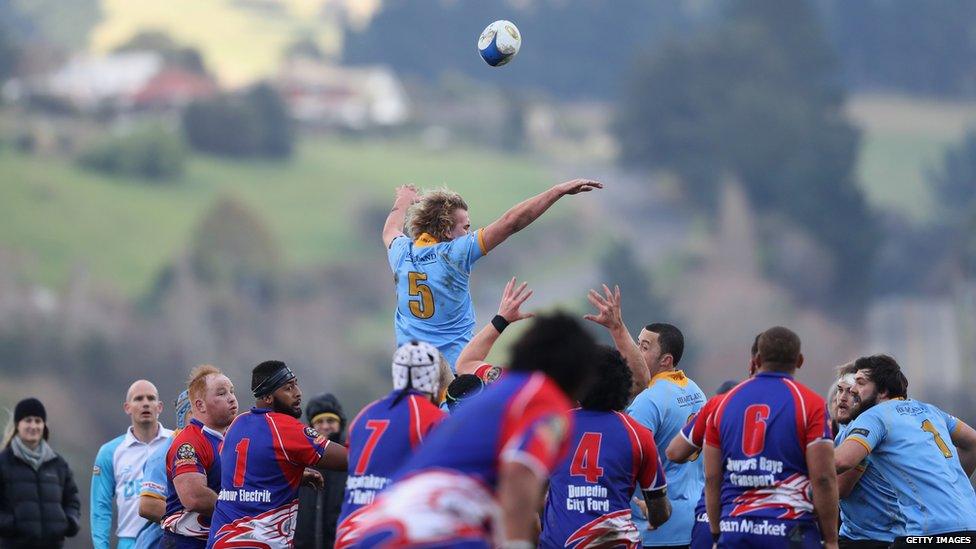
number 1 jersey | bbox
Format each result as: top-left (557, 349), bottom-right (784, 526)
top-left (388, 231), bottom-right (487, 368)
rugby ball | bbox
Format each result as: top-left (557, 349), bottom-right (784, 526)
top-left (478, 20), bottom-right (521, 67)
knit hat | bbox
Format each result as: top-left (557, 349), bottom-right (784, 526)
top-left (305, 393), bottom-right (347, 442)
top-left (14, 398), bottom-right (46, 423)
top-left (14, 398), bottom-right (49, 440)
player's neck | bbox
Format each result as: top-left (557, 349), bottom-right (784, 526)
top-left (131, 421), bottom-right (160, 443)
top-left (649, 365), bottom-right (677, 379)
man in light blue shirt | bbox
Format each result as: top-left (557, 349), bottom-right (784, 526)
top-left (836, 355), bottom-right (976, 544)
top-left (585, 292), bottom-right (704, 548)
top-left (831, 369), bottom-right (905, 548)
top-left (132, 390), bottom-right (192, 549)
top-left (91, 380), bottom-right (173, 549)
top-left (382, 179), bottom-right (602, 370)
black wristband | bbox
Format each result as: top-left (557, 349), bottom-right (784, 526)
top-left (491, 315), bottom-right (510, 333)
top-left (712, 532), bottom-right (720, 543)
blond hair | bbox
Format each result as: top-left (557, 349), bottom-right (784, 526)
top-left (407, 189), bottom-right (468, 241)
top-left (188, 364), bottom-right (222, 402)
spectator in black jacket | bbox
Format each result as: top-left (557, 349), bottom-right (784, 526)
top-left (0, 398), bottom-right (80, 549)
top-left (294, 393), bottom-right (347, 549)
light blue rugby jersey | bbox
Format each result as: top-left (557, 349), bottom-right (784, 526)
top-left (842, 398), bottom-right (976, 535)
top-left (834, 423), bottom-right (905, 542)
top-left (132, 437), bottom-right (175, 549)
top-left (626, 370), bottom-right (706, 546)
top-left (389, 230), bottom-right (487, 370)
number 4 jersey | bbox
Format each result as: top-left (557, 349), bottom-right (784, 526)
top-left (207, 407), bottom-right (331, 548)
top-left (388, 231), bottom-right (487, 369)
top-left (839, 398), bottom-right (976, 535)
top-left (540, 409), bottom-right (667, 549)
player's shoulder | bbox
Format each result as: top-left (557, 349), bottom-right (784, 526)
top-left (408, 393), bottom-right (446, 414)
top-left (96, 433), bottom-right (128, 461)
top-left (616, 411), bottom-right (653, 438)
top-left (788, 378), bottom-right (827, 404)
top-left (267, 411), bottom-right (305, 429)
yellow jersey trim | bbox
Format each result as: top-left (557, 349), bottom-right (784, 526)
top-left (477, 228), bottom-right (488, 256)
top-left (139, 491), bottom-right (166, 501)
top-left (414, 233), bottom-right (439, 248)
top-left (847, 435), bottom-right (873, 454)
top-left (648, 369), bottom-right (689, 388)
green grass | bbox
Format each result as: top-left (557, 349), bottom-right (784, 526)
top-left (850, 93), bottom-right (976, 222)
top-left (0, 137), bottom-right (550, 295)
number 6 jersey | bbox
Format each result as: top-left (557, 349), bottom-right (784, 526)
top-left (704, 371), bottom-right (831, 522)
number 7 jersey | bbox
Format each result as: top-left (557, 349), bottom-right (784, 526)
top-left (388, 231), bottom-right (487, 369)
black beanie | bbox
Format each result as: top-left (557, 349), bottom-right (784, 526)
top-left (14, 398), bottom-right (46, 424)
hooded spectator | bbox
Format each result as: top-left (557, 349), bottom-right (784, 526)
top-left (294, 393), bottom-right (348, 549)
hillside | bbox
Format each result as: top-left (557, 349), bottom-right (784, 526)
top-left (0, 137), bottom-right (552, 295)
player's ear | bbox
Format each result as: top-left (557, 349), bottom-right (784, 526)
top-left (796, 353), bottom-right (804, 369)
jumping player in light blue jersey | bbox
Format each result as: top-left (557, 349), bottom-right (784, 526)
top-left (835, 355), bottom-right (976, 546)
top-left (584, 286), bottom-right (703, 548)
top-left (382, 179), bottom-right (602, 370)
top-left (830, 368), bottom-right (905, 549)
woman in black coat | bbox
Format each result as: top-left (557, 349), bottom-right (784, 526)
top-left (0, 398), bottom-right (80, 549)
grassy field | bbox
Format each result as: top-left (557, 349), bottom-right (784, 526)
top-left (849, 93), bottom-right (976, 221)
top-left (0, 137), bottom-right (550, 295)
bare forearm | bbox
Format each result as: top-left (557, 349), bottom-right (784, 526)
top-left (483, 188), bottom-right (562, 251)
top-left (958, 447), bottom-right (976, 477)
top-left (498, 463), bottom-right (543, 543)
top-left (610, 324), bottom-right (648, 393)
top-left (138, 496), bottom-right (166, 523)
top-left (812, 477), bottom-right (839, 542)
top-left (457, 324), bottom-right (501, 375)
top-left (180, 488), bottom-right (217, 515)
top-left (382, 201), bottom-right (410, 242)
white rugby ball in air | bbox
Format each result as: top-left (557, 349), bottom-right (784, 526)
top-left (478, 20), bottom-right (521, 67)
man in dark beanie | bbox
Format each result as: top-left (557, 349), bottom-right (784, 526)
top-left (294, 393), bottom-right (348, 549)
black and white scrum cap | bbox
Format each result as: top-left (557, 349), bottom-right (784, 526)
top-left (392, 341), bottom-right (441, 396)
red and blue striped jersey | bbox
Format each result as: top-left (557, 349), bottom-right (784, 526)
top-left (338, 389), bottom-right (446, 524)
top-left (704, 372), bottom-right (831, 522)
top-left (207, 407), bottom-right (330, 548)
top-left (540, 409), bottom-right (667, 548)
top-left (162, 418), bottom-right (223, 545)
top-left (397, 371), bottom-right (574, 489)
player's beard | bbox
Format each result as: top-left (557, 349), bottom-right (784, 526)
top-left (271, 394), bottom-right (302, 418)
top-left (851, 391), bottom-right (877, 420)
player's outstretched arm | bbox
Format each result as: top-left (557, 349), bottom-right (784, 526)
top-left (497, 460), bottom-right (547, 546)
top-left (950, 420), bottom-right (976, 477)
top-left (583, 284), bottom-right (650, 395)
top-left (806, 441), bottom-right (839, 547)
top-left (456, 277), bottom-right (534, 375)
top-left (382, 184), bottom-right (419, 248)
top-left (173, 472), bottom-right (218, 516)
top-left (480, 179), bottom-right (602, 253)
top-left (703, 444), bottom-right (723, 541)
top-left (315, 440), bottom-right (349, 471)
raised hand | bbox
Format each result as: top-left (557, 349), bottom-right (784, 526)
top-left (498, 277), bottom-right (535, 323)
top-left (583, 284), bottom-right (623, 331)
top-left (395, 184), bottom-right (420, 204)
top-left (553, 178), bottom-right (603, 196)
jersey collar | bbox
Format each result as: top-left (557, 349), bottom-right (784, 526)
top-left (414, 233), bottom-right (439, 248)
top-left (124, 423), bottom-right (169, 447)
top-left (189, 417), bottom-right (225, 440)
top-left (755, 371), bottom-right (794, 379)
top-left (649, 369), bottom-right (689, 388)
